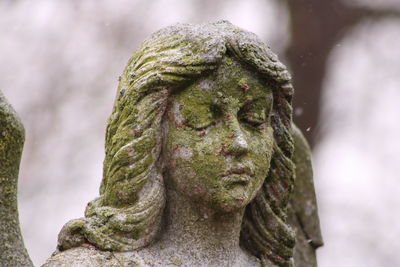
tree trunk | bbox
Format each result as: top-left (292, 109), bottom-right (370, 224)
top-left (285, 0), bottom-right (377, 146)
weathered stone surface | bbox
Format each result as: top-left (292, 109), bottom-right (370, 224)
top-left (288, 124), bottom-right (323, 267)
top-left (0, 21), bottom-right (322, 267)
top-left (44, 21), bottom-right (320, 267)
top-left (0, 91), bottom-right (33, 267)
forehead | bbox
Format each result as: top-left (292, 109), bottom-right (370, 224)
top-left (180, 56), bottom-right (272, 103)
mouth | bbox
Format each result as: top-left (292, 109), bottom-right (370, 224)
top-left (221, 165), bottom-right (255, 185)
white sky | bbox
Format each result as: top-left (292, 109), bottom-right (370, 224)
top-left (315, 18), bottom-right (400, 267)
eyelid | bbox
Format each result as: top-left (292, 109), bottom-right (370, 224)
top-left (239, 99), bottom-right (269, 126)
top-left (248, 110), bottom-right (267, 122)
top-left (189, 121), bottom-right (214, 130)
top-left (185, 104), bottom-right (220, 130)
top-left (241, 114), bottom-right (266, 127)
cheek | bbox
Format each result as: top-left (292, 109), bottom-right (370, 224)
top-left (166, 141), bottom-right (221, 198)
top-left (248, 129), bottom-right (274, 182)
top-left (167, 156), bottom-right (208, 197)
top-left (171, 146), bottom-right (193, 161)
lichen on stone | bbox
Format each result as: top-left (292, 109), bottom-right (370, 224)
top-left (48, 21), bottom-right (316, 267)
top-left (0, 91), bottom-right (33, 267)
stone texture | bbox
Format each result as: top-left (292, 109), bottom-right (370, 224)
top-left (0, 21), bottom-right (322, 267)
top-left (288, 124), bottom-right (323, 267)
top-left (0, 91), bottom-right (33, 267)
top-left (46, 21), bottom-right (310, 267)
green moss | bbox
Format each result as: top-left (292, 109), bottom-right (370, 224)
top-left (163, 56), bottom-right (275, 214)
top-left (0, 91), bottom-right (33, 266)
top-left (180, 88), bottom-right (214, 129)
top-left (170, 257), bottom-right (182, 266)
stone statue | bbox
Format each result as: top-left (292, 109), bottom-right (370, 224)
top-left (0, 91), bottom-right (33, 267)
top-left (0, 21), bottom-right (322, 267)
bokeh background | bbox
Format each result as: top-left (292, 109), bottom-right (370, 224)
top-left (1, 0), bottom-right (400, 266)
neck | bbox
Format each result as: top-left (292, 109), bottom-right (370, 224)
top-left (156, 186), bottom-right (245, 265)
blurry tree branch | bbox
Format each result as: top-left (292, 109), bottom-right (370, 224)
top-left (284, 0), bottom-right (400, 147)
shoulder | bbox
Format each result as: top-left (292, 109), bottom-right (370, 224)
top-left (42, 246), bottom-right (148, 267)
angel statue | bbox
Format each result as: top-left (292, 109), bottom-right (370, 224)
top-left (0, 21), bottom-right (323, 267)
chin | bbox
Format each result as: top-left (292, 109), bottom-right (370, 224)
top-left (211, 190), bottom-right (253, 213)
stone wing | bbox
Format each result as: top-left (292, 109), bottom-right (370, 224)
top-left (288, 124), bottom-right (323, 267)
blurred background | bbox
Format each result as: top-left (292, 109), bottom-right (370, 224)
top-left (1, 0), bottom-right (400, 266)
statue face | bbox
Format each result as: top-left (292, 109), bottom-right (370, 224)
top-left (163, 56), bottom-right (274, 213)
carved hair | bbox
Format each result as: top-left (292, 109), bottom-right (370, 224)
top-left (58, 21), bottom-right (296, 267)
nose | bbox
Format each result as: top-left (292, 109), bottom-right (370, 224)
top-left (224, 115), bottom-right (249, 156)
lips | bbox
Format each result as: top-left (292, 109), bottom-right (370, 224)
top-left (221, 164), bottom-right (255, 185)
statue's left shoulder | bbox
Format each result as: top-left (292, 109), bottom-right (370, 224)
top-left (42, 247), bottom-right (128, 267)
top-left (42, 246), bottom-right (157, 267)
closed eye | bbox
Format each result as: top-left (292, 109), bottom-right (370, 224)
top-left (240, 112), bottom-right (266, 128)
top-left (238, 99), bottom-right (269, 128)
top-left (184, 104), bottom-right (222, 130)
